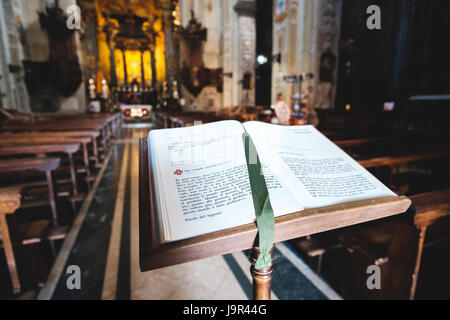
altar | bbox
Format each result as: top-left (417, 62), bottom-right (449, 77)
top-left (119, 104), bottom-right (152, 121)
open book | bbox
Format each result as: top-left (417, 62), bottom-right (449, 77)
top-left (147, 121), bottom-right (395, 244)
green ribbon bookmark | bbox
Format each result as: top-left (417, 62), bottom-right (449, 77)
top-left (243, 132), bottom-right (275, 270)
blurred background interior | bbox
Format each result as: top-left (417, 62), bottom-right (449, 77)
top-left (0, 0), bottom-right (449, 300)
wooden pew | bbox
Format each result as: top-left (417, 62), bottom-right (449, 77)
top-left (0, 186), bottom-right (69, 294)
top-left (0, 186), bottom-right (22, 293)
top-left (0, 158), bottom-right (61, 226)
top-left (409, 189), bottom-right (450, 299)
top-left (152, 111), bottom-right (219, 128)
top-left (0, 135), bottom-right (94, 180)
top-left (289, 235), bottom-right (343, 274)
top-left (291, 149), bottom-right (449, 297)
top-left (169, 114), bottom-right (228, 128)
top-left (46, 112), bottom-right (121, 141)
top-left (0, 143), bottom-right (81, 193)
top-left (152, 111), bottom-right (171, 129)
top-left (334, 137), bottom-right (385, 148)
top-left (316, 109), bottom-right (359, 138)
top-left (321, 130), bottom-right (350, 140)
top-left (331, 189), bottom-right (450, 299)
top-left (216, 106), bottom-right (265, 123)
top-left (0, 130), bottom-right (102, 165)
top-left (0, 118), bottom-right (109, 153)
top-left (0, 113), bottom-right (121, 163)
top-left (0, 120), bottom-right (105, 131)
top-left (358, 151), bottom-right (450, 169)
top-left (0, 144), bottom-right (85, 213)
top-left (357, 150), bottom-right (450, 189)
top-left (337, 230), bottom-right (390, 267)
top-left (332, 137), bottom-right (386, 159)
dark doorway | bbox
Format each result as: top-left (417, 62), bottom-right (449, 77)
top-left (335, 0), bottom-right (450, 113)
top-left (255, 0), bottom-right (273, 107)
top-left (335, 0), bottom-right (399, 112)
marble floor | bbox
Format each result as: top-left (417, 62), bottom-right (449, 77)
top-left (30, 125), bottom-right (341, 300)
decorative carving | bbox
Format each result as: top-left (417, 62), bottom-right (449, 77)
top-left (317, 0), bottom-right (340, 52)
top-left (0, 198), bottom-right (21, 215)
top-left (178, 10), bottom-right (207, 43)
top-left (108, 13), bottom-right (158, 51)
top-left (233, 1), bottom-right (257, 17)
top-left (0, 188), bottom-right (21, 215)
top-left (39, 2), bottom-right (82, 97)
top-left (178, 11), bottom-right (222, 97)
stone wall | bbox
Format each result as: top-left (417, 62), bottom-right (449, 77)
top-left (271, 0), bottom-right (342, 124)
top-left (177, 0), bottom-right (342, 115)
top-left (0, 0), bottom-right (86, 113)
top-left (0, 0), bottom-right (31, 110)
top-left (179, 0), bottom-right (256, 111)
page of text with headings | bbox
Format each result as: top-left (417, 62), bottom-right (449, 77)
top-left (149, 120), bottom-right (303, 242)
top-left (243, 122), bottom-right (396, 209)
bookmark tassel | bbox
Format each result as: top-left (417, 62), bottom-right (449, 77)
top-left (243, 132), bottom-right (275, 270)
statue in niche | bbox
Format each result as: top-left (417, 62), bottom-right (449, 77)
top-left (131, 77), bottom-right (140, 93)
top-left (316, 47), bottom-right (337, 110)
top-left (101, 79), bottom-right (109, 99)
top-left (319, 47), bottom-right (336, 83)
top-left (88, 78), bottom-right (96, 99)
top-left (163, 77), bottom-right (181, 111)
top-left (161, 81), bottom-right (169, 108)
top-left (202, 87), bottom-right (218, 112)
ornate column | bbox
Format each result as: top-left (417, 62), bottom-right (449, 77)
top-left (140, 49), bottom-right (146, 84)
top-left (122, 49), bottom-right (128, 84)
top-left (234, 0), bottom-right (256, 106)
top-left (0, 73), bottom-right (4, 108)
top-left (0, 0), bottom-right (31, 110)
top-left (312, 0), bottom-right (342, 112)
top-left (271, 0), bottom-right (342, 124)
top-left (150, 46), bottom-right (157, 87)
top-left (107, 43), bottom-right (117, 87)
top-left (104, 19), bottom-right (118, 87)
top-left (161, 0), bottom-right (178, 81)
top-left (221, 0), bottom-right (234, 108)
top-left (106, 33), bottom-right (117, 87)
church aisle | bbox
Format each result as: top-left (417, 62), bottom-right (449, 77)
top-left (36, 126), bottom-right (339, 300)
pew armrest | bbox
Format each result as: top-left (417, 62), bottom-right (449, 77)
top-left (0, 187), bottom-right (22, 215)
top-left (412, 189), bottom-right (450, 228)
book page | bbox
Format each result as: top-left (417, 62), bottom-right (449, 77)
top-left (149, 120), bottom-right (302, 242)
top-left (243, 122), bottom-right (396, 209)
